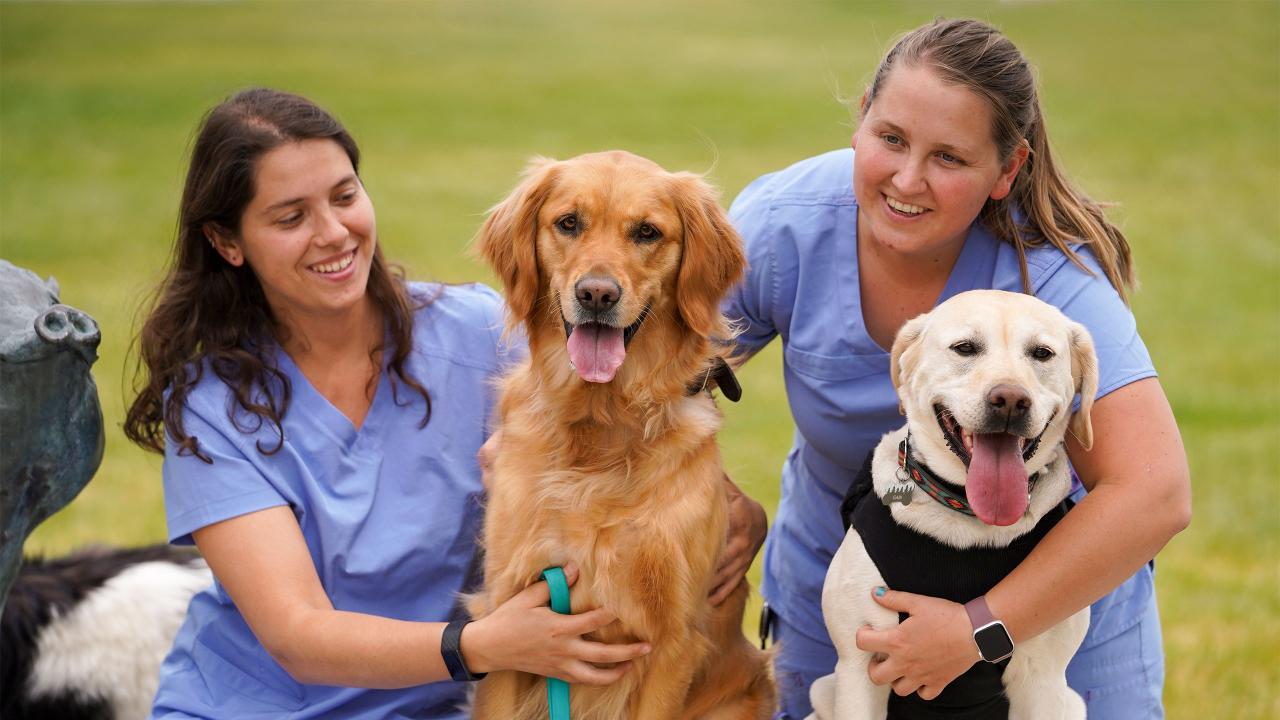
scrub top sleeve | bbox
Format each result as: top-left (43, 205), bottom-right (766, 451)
top-left (162, 402), bottom-right (289, 546)
top-left (1035, 249), bottom-right (1157, 403)
top-left (725, 175), bottom-right (781, 355)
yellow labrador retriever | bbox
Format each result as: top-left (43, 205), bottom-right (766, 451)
top-left (809, 290), bottom-right (1096, 720)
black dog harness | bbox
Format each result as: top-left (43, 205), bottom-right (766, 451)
top-left (839, 450), bottom-right (1071, 720)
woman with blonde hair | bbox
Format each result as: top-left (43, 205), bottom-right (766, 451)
top-left (725, 18), bottom-right (1189, 718)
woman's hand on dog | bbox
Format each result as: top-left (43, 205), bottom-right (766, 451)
top-left (463, 563), bottom-right (652, 684)
top-left (709, 475), bottom-right (768, 606)
top-left (855, 588), bottom-right (978, 700)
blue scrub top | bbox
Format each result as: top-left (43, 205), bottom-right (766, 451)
top-left (724, 149), bottom-right (1165, 715)
top-left (152, 282), bottom-right (512, 720)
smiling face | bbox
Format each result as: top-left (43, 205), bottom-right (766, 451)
top-left (535, 153), bottom-right (685, 382)
top-left (476, 151), bottom-right (744, 388)
top-left (209, 138), bottom-right (377, 327)
top-left (891, 290), bottom-right (1097, 526)
top-left (853, 63), bottom-right (1024, 261)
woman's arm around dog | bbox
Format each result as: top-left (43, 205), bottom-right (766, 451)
top-left (194, 508), bottom-right (651, 688)
top-left (856, 378), bottom-right (1190, 699)
top-left (709, 473), bottom-right (769, 606)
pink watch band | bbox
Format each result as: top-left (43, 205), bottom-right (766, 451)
top-left (964, 595), bottom-right (996, 629)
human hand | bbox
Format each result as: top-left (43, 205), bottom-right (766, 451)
top-left (854, 587), bottom-right (979, 700)
top-left (709, 474), bottom-right (768, 606)
top-left (463, 564), bottom-right (651, 684)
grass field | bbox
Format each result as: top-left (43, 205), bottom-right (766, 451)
top-left (2, 1), bottom-right (1276, 717)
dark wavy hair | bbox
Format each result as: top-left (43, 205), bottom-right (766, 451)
top-left (865, 18), bottom-right (1137, 300)
top-left (125, 88), bottom-right (431, 461)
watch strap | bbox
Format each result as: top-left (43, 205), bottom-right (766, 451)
top-left (441, 618), bottom-right (487, 681)
top-left (964, 595), bottom-right (1014, 663)
top-left (964, 595), bottom-right (996, 628)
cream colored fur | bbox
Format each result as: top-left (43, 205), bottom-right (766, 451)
top-left (808, 290), bottom-right (1097, 720)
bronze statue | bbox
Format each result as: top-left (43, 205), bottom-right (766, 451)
top-left (0, 259), bottom-right (105, 609)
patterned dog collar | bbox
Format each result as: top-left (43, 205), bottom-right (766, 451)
top-left (885, 434), bottom-right (1038, 516)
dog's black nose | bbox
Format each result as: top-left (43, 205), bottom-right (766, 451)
top-left (575, 276), bottom-right (622, 314)
top-left (987, 384), bottom-right (1032, 418)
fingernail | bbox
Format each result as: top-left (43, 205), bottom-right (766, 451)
top-left (641, 644), bottom-right (652, 654)
top-left (874, 586), bottom-right (886, 597)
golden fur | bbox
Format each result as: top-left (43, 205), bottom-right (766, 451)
top-left (470, 151), bottom-right (774, 719)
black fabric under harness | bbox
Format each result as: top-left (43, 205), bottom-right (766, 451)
top-left (839, 450), bottom-right (1072, 720)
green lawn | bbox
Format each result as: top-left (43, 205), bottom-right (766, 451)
top-left (3, 1), bottom-right (1276, 717)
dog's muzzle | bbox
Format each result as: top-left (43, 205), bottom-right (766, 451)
top-left (934, 404), bottom-right (1056, 466)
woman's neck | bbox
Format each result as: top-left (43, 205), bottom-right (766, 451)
top-left (274, 296), bottom-right (385, 429)
top-left (856, 213), bottom-right (966, 351)
top-left (858, 229), bottom-right (965, 291)
top-left (276, 295), bottom-right (384, 365)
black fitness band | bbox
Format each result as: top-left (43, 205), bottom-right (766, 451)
top-left (440, 619), bottom-right (487, 681)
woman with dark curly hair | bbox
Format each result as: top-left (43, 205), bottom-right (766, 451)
top-left (127, 88), bottom-right (648, 719)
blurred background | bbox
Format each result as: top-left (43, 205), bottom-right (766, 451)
top-left (2, 1), bottom-right (1276, 716)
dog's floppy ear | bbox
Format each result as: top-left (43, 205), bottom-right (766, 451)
top-left (889, 314), bottom-right (927, 414)
top-left (473, 157), bottom-right (559, 324)
top-left (669, 172), bottom-right (746, 338)
top-left (1068, 321), bottom-right (1099, 450)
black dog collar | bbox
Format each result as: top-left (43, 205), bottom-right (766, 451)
top-left (685, 356), bottom-right (742, 402)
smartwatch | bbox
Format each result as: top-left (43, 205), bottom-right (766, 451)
top-left (964, 596), bottom-right (1015, 663)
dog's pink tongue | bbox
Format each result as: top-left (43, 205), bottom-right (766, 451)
top-left (566, 324), bottom-right (626, 383)
top-left (966, 433), bottom-right (1029, 526)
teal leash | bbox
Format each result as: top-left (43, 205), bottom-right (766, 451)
top-left (541, 567), bottom-right (572, 720)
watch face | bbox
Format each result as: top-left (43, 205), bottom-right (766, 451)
top-left (974, 622), bottom-right (1015, 660)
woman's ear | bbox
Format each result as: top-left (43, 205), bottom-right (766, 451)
top-left (1068, 321), bottom-right (1099, 450)
top-left (990, 140), bottom-right (1029, 202)
top-left (473, 157), bottom-right (559, 326)
top-left (204, 223), bottom-right (244, 266)
top-left (669, 172), bottom-right (746, 339)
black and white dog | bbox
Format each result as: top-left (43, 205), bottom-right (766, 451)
top-left (809, 290), bottom-right (1098, 720)
top-left (1, 545), bottom-right (210, 720)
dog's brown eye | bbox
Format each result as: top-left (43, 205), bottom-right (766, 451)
top-left (951, 341), bottom-right (979, 357)
top-left (633, 222), bottom-right (661, 243)
top-left (1030, 346), bottom-right (1055, 361)
top-left (555, 214), bottom-right (579, 234)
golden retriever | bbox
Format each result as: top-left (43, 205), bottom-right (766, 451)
top-left (470, 151), bottom-right (774, 720)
